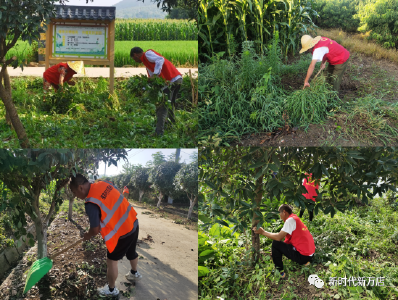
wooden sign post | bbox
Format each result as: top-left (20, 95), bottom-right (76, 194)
top-left (45, 5), bottom-right (116, 93)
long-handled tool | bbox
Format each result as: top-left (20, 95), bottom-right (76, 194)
top-left (24, 237), bottom-right (84, 294)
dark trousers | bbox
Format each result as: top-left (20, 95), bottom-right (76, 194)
top-left (322, 58), bottom-right (350, 93)
top-left (155, 78), bottom-right (183, 135)
top-left (299, 208), bottom-right (314, 221)
top-left (272, 240), bottom-right (313, 272)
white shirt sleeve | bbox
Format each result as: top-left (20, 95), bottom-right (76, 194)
top-left (281, 217), bottom-right (296, 235)
top-left (312, 47), bottom-right (329, 62)
top-left (145, 50), bottom-right (164, 76)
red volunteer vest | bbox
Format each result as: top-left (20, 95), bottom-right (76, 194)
top-left (43, 62), bottom-right (76, 85)
top-left (302, 173), bottom-right (319, 202)
top-left (140, 49), bottom-right (181, 81)
top-left (284, 214), bottom-right (316, 256)
top-left (85, 181), bottom-right (137, 253)
top-left (123, 186), bottom-right (129, 194)
top-left (311, 37), bottom-right (350, 65)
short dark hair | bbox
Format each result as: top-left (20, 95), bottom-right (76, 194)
top-left (278, 204), bottom-right (293, 215)
top-left (70, 173), bottom-right (88, 190)
top-left (130, 47), bottom-right (143, 57)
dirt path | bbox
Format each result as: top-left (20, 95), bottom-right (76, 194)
top-left (116, 202), bottom-right (198, 300)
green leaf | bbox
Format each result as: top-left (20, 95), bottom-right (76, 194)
top-left (215, 219), bottom-right (229, 227)
top-left (17, 221), bottom-right (22, 228)
top-left (198, 214), bottom-right (212, 223)
top-left (205, 180), bottom-right (218, 191)
top-left (272, 153), bottom-right (280, 169)
top-left (248, 161), bottom-right (267, 169)
top-left (199, 266), bottom-right (210, 277)
top-left (268, 164), bottom-right (279, 172)
top-left (320, 164), bottom-right (329, 177)
top-left (199, 250), bottom-right (215, 257)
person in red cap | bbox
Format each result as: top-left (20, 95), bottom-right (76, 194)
top-left (123, 186), bottom-right (129, 200)
top-left (130, 47), bottom-right (182, 136)
top-left (253, 204), bottom-right (315, 278)
top-left (300, 35), bottom-right (350, 93)
top-left (299, 173), bottom-right (319, 222)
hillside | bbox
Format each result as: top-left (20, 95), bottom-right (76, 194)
top-left (114, 0), bottom-right (167, 19)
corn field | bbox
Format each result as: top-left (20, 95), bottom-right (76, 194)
top-left (115, 19), bottom-right (198, 41)
top-left (199, 0), bottom-right (319, 60)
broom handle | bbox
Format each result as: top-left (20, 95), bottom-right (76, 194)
top-left (49, 238), bottom-right (84, 259)
top-left (313, 69), bottom-right (322, 80)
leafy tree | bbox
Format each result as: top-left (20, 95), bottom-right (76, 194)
top-left (199, 147), bottom-right (398, 263)
top-left (146, 151), bottom-right (167, 168)
top-left (0, 149), bottom-right (127, 259)
top-left (151, 161), bottom-right (181, 207)
top-left (174, 162), bottom-right (198, 219)
top-left (0, 0), bottom-right (71, 147)
top-left (130, 167), bottom-right (151, 202)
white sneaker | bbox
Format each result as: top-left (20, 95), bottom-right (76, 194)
top-left (97, 284), bottom-right (119, 298)
top-left (125, 270), bottom-right (142, 281)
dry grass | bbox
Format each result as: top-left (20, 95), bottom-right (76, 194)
top-left (310, 28), bottom-right (398, 64)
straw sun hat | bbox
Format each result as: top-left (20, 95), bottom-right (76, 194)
top-left (67, 61), bottom-right (85, 75)
top-left (299, 35), bottom-right (322, 54)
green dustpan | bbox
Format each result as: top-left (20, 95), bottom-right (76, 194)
top-left (24, 237), bottom-right (84, 294)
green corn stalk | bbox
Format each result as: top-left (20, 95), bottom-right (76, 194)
top-left (234, 0), bottom-right (252, 42)
top-left (214, 0), bottom-right (233, 57)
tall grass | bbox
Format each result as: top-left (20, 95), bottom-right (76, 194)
top-left (199, 0), bottom-right (319, 61)
top-left (115, 19), bottom-right (197, 41)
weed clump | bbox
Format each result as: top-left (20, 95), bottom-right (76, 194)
top-left (285, 76), bottom-right (340, 128)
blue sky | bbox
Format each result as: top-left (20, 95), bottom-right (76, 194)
top-left (98, 149), bottom-right (197, 176)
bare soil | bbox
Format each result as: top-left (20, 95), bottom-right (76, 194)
top-left (233, 52), bottom-right (398, 147)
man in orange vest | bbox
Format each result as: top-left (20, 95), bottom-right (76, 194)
top-left (253, 204), bottom-right (315, 278)
top-left (123, 186), bottom-right (129, 200)
top-left (299, 173), bottom-right (319, 222)
top-left (130, 47), bottom-right (183, 136)
top-left (69, 174), bottom-right (142, 298)
top-left (42, 61), bottom-right (85, 99)
top-left (300, 35), bottom-right (350, 93)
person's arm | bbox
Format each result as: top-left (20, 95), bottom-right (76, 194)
top-left (84, 203), bottom-right (101, 241)
top-left (252, 227), bottom-right (288, 241)
top-left (58, 66), bottom-right (66, 87)
top-left (84, 225), bottom-right (100, 241)
top-left (304, 59), bottom-right (317, 89)
top-left (145, 50), bottom-right (164, 76)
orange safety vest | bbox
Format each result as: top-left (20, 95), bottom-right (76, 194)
top-left (85, 180), bottom-right (137, 253)
top-left (123, 186), bottom-right (129, 194)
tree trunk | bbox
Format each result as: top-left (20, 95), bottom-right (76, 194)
top-left (0, 67), bottom-right (30, 148)
top-left (34, 218), bottom-right (48, 259)
top-left (68, 198), bottom-right (74, 220)
top-left (157, 192), bottom-right (163, 208)
top-left (251, 173), bottom-right (264, 264)
top-left (138, 190), bottom-right (144, 202)
top-left (187, 195), bottom-right (197, 219)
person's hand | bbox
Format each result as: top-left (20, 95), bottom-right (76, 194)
top-left (67, 80), bottom-right (76, 86)
top-left (83, 232), bottom-right (91, 241)
top-left (320, 62), bottom-right (326, 71)
top-left (303, 82), bottom-right (310, 89)
top-left (252, 226), bottom-right (264, 235)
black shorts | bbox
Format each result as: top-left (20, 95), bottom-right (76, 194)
top-left (107, 225), bottom-right (139, 261)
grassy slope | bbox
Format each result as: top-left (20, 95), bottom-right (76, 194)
top-left (199, 196), bottom-right (398, 300)
top-left (0, 76), bottom-right (197, 148)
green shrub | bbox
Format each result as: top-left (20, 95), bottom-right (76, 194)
top-left (355, 0), bottom-right (398, 49)
top-left (313, 0), bottom-right (360, 32)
